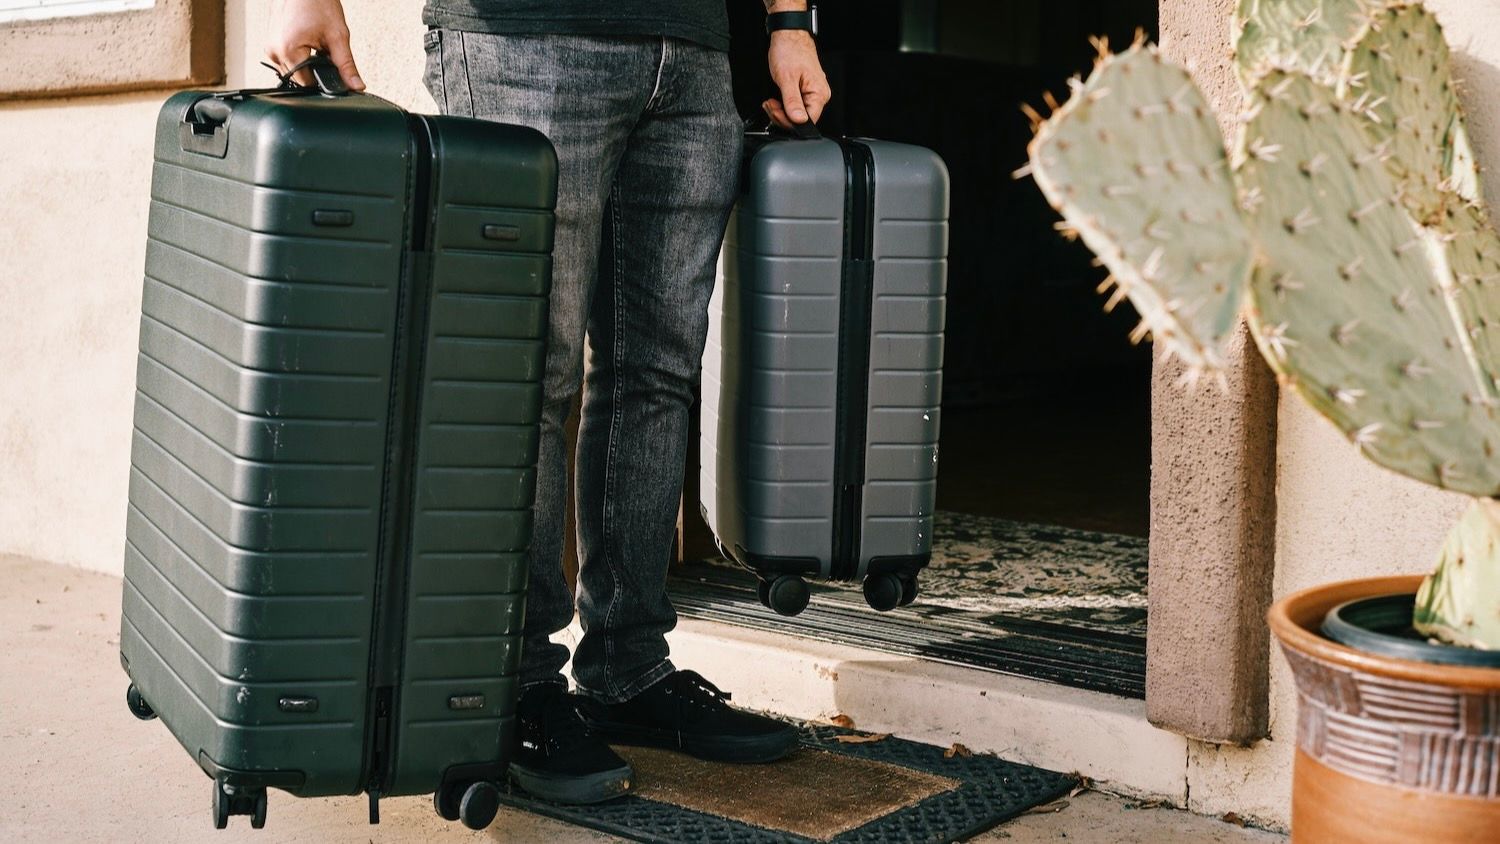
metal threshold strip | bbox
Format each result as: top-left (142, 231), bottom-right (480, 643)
top-left (668, 563), bottom-right (1146, 699)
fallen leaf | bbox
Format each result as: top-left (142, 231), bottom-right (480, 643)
top-left (1221, 812), bottom-right (1247, 827)
top-left (833, 733), bottom-right (890, 744)
top-left (829, 714), bottom-right (855, 729)
top-left (1022, 799), bottom-right (1069, 815)
top-left (943, 742), bottom-right (973, 759)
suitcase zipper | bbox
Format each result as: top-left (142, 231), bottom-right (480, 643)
top-left (360, 115), bottom-right (440, 814)
top-left (831, 140), bottom-right (876, 582)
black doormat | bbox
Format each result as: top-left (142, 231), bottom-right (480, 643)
top-left (499, 725), bottom-right (1077, 843)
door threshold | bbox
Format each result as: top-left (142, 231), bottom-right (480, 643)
top-left (669, 562), bottom-right (1145, 698)
top-left (656, 618), bottom-right (1188, 803)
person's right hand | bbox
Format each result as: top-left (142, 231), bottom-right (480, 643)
top-left (265, 0), bottom-right (365, 91)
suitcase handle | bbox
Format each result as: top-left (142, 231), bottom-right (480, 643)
top-left (745, 117), bottom-right (822, 141)
top-left (180, 97), bottom-right (233, 158)
top-left (179, 53), bottom-right (353, 157)
top-left (272, 52), bottom-right (352, 96)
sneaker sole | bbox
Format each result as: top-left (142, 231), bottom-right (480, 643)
top-left (508, 762), bottom-right (634, 805)
top-left (586, 721), bottom-right (801, 764)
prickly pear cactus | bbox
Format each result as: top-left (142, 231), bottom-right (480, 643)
top-left (1342, 3), bottom-right (1482, 220)
top-left (1414, 498), bottom-right (1500, 649)
top-left (1234, 0), bottom-right (1381, 85)
top-left (1028, 1), bottom-right (1500, 650)
top-left (1236, 71), bottom-right (1500, 496)
top-left (1027, 44), bottom-right (1253, 374)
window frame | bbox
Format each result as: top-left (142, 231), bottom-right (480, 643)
top-left (0, 0), bottom-right (222, 101)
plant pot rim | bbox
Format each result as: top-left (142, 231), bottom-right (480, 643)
top-left (1268, 575), bottom-right (1500, 689)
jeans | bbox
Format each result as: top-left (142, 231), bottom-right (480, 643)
top-left (424, 30), bottom-right (742, 702)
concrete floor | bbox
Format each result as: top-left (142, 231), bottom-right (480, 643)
top-left (0, 555), bottom-right (1282, 843)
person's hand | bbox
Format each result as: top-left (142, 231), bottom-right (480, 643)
top-left (265, 0), bottom-right (365, 91)
top-left (763, 16), bottom-right (830, 129)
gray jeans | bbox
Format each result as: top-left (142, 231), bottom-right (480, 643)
top-left (423, 30), bottom-right (742, 702)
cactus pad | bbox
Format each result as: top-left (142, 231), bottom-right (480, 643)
top-left (1414, 497), bottom-right (1500, 649)
top-left (1234, 0), bottom-right (1382, 86)
top-left (1343, 3), bottom-right (1482, 220)
top-left (1028, 45), bottom-right (1253, 373)
top-left (1238, 71), bottom-right (1500, 495)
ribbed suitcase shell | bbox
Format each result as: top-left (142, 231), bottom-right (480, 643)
top-left (119, 86), bottom-right (556, 814)
top-left (700, 136), bottom-right (948, 604)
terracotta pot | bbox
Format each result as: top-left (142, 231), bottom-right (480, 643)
top-left (1269, 576), bottom-right (1500, 843)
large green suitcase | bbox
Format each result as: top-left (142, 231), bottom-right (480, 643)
top-left (119, 62), bottom-right (557, 831)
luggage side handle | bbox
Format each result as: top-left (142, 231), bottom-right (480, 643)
top-left (180, 97), bottom-right (233, 158)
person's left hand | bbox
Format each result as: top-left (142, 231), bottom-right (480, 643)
top-left (764, 28), bottom-right (831, 129)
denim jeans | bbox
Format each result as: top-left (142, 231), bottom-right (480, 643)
top-left (424, 30), bottom-right (742, 702)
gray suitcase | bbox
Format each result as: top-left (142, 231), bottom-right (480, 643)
top-left (700, 130), bottom-right (949, 616)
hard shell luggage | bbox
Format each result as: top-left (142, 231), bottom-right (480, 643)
top-left (700, 128), bottom-right (949, 616)
top-left (118, 60), bottom-right (557, 830)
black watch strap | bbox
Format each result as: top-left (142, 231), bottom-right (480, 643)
top-left (766, 6), bottom-right (818, 36)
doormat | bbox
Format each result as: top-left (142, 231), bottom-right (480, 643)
top-left (499, 725), bottom-right (1076, 843)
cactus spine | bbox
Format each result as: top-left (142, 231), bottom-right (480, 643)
top-left (1027, 1), bottom-right (1500, 648)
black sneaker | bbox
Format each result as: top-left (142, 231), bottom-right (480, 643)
top-left (508, 683), bottom-right (634, 804)
top-left (580, 670), bottom-right (799, 764)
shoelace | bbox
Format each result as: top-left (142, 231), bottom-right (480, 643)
top-left (665, 670), bottom-right (733, 711)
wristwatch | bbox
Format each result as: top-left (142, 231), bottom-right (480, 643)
top-left (766, 5), bottom-right (818, 37)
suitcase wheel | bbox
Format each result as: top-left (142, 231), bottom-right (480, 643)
top-left (212, 781), bottom-right (267, 830)
top-left (125, 684), bottom-right (157, 721)
top-left (434, 782), bottom-right (462, 822)
top-left (862, 573), bottom-right (905, 612)
top-left (458, 781), bottom-right (501, 831)
top-left (762, 576), bottom-right (810, 617)
top-left (900, 576), bottom-right (919, 607)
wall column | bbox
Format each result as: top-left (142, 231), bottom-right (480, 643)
top-left (1147, 0), bottom-right (1279, 744)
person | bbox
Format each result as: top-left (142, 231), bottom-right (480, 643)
top-left (267, 0), bottom-right (831, 805)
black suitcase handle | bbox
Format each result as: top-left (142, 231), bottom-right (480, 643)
top-left (179, 53), bottom-right (353, 158)
top-left (268, 52), bottom-right (351, 97)
top-left (745, 116), bottom-right (822, 141)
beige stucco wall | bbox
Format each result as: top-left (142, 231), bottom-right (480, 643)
top-left (0, 1), bottom-right (432, 574)
top-left (1173, 0), bottom-right (1500, 829)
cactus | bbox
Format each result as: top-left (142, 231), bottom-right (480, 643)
top-left (1027, 43), bottom-right (1253, 374)
top-left (1026, 1), bottom-right (1500, 648)
top-left (1414, 498), bottom-right (1500, 649)
top-left (1234, 0), bottom-right (1379, 86)
top-left (1341, 3), bottom-right (1482, 219)
top-left (1237, 70), bottom-right (1500, 495)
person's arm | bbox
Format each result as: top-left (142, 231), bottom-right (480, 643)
top-left (266, 0), bottom-right (366, 91)
top-left (763, 1), bottom-right (831, 129)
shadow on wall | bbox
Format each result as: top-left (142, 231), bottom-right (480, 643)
top-left (1451, 50), bottom-right (1500, 208)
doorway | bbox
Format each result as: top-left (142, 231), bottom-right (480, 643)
top-left (673, 0), bottom-right (1159, 698)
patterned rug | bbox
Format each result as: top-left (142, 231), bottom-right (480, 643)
top-left (701, 511), bottom-right (1148, 640)
top-left (918, 511), bottom-right (1147, 637)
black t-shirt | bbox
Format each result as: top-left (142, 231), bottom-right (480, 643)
top-left (422, 1), bottom-right (732, 52)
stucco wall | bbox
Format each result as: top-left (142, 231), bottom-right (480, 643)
top-left (1167, 0), bottom-right (1500, 829)
top-left (0, 1), bottom-right (432, 573)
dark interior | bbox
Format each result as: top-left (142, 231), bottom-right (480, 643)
top-left (728, 0), bottom-right (1157, 537)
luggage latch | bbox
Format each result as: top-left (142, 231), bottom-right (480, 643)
top-left (481, 224), bottom-right (520, 242)
top-left (448, 694), bottom-right (486, 711)
top-left (312, 209), bottom-right (355, 227)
